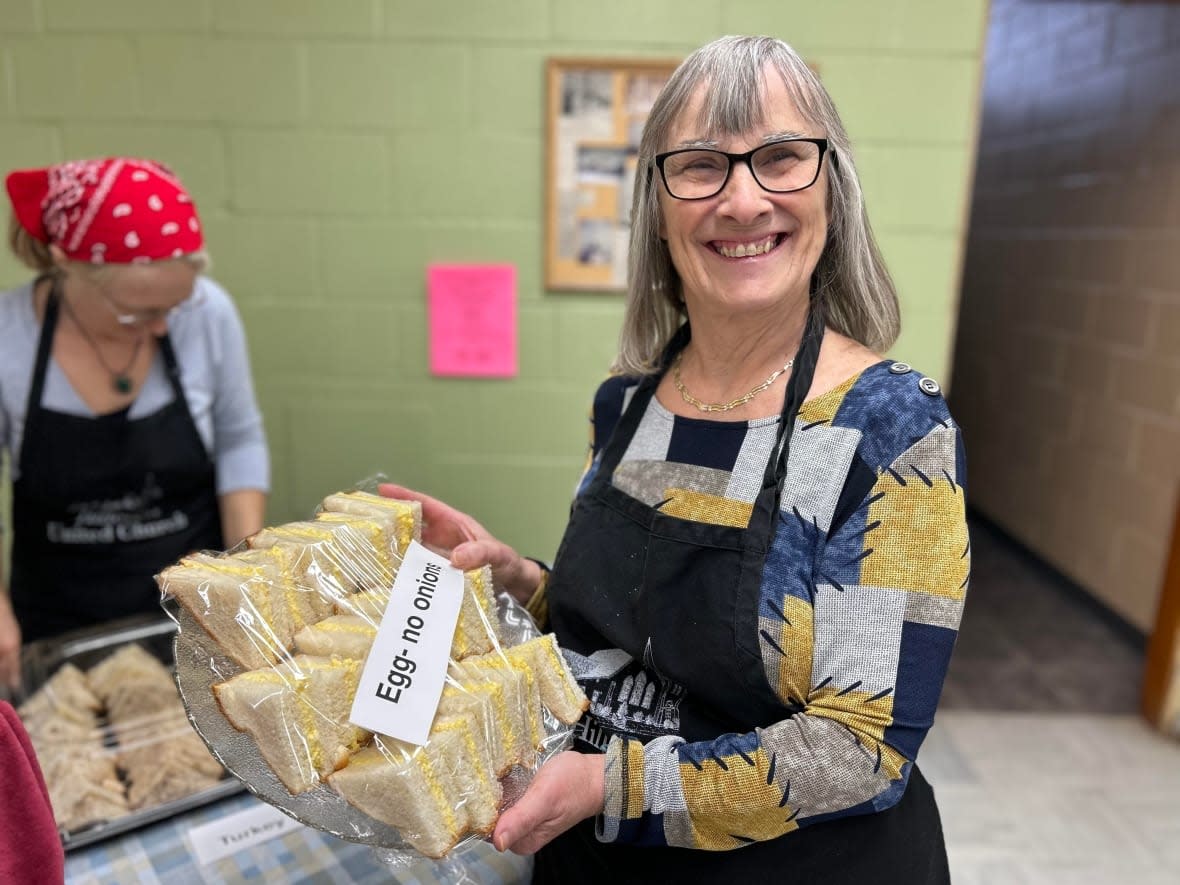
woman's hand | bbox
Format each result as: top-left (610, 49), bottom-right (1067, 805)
top-left (0, 590), bottom-right (23, 694)
top-left (493, 751), bottom-right (605, 855)
top-left (378, 483), bottom-right (544, 605)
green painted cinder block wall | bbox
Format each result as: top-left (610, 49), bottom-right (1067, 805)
top-left (0, 0), bottom-right (988, 561)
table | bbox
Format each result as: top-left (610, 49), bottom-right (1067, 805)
top-left (65, 792), bottom-right (533, 884)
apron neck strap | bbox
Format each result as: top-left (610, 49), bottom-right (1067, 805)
top-left (28, 277), bottom-right (187, 416)
top-left (744, 304), bottom-right (825, 540)
top-left (774, 302), bottom-right (826, 444)
top-left (28, 279), bottom-right (62, 414)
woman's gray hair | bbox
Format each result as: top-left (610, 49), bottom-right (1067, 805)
top-left (616, 35), bottom-right (899, 375)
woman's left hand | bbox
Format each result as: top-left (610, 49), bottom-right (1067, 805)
top-left (378, 482), bottom-right (543, 605)
top-left (493, 750), bottom-right (605, 855)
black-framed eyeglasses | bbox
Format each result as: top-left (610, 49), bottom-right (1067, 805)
top-left (654, 137), bottom-right (829, 200)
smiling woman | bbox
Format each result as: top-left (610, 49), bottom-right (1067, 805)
top-left (0, 157), bottom-right (270, 691)
top-left (379, 35), bottom-right (967, 885)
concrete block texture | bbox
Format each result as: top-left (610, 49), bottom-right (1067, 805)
top-left (44, 0), bottom-right (210, 33)
top-left (552, 0), bottom-right (722, 45)
top-left (0, 0), bottom-right (40, 33)
top-left (228, 131), bottom-right (388, 212)
top-left (306, 43), bottom-right (469, 129)
top-left (138, 38), bottom-right (301, 123)
top-left (384, 0), bottom-right (550, 41)
top-left (10, 36), bottom-right (141, 118)
top-left (0, 123), bottom-right (60, 169)
top-left (950, 0), bottom-right (1180, 633)
top-left (212, 0), bottom-right (378, 37)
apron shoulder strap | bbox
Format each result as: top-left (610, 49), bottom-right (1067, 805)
top-left (28, 280), bottom-right (60, 412)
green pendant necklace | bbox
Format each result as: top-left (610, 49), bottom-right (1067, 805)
top-left (57, 287), bottom-right (144, 395)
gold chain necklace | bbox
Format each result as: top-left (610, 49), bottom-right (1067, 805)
top-left (58, 290), bottom-right (144, 395)
top-left (672, 352), bottom-right (794, 413)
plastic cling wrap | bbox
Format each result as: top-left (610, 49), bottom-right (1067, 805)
top-left (162, 487), bottom-right (588, 861)
top-left (14, 617), bottom-right (238, 849)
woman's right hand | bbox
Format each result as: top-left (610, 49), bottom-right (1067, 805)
top-left (378, 483), bottom-right (545, 606)
top-left (0, 590), bottom-right (23, 695)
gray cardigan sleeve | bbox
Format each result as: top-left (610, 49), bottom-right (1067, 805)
top-left (183, 277), bottom-right (270, 496)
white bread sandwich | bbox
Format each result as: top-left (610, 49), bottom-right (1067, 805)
top-left (233, 546), bottom-right (334, 624)
top-left (451, 566), bottom-right (499, 659)
top-left (314, 511), bottom-right (401, 585)
top-left (158, 551), bottom-right (308, 669)
top-left (503, 634), bottom-right (589, 724)
top-left (17, 661), bottom-right (101, 730)
top-left (427, 713), bottom-right (503, 835)
top-left (89, 644), bottom-right (225, 811)
top-left (330, 588), bottom-right (389, 624)
top-left (448, 656), bottom-right (537, 771)
top-left (114, 708), bottom-right (225, 809)
top-left (292, 615), bottom-right (377, 660)
top-left (16, 663), bottom-right (118, 832)
top-left (213, 654), bottom-right (370, 794)
top-left (434, 675), bottom-right (507, 777)
top-left (463, 652), bottom-right (546, 758)
top-left (249, 519), bottom-right (391, 598)
top-left (327, 730), bottom-right (472, 859)
top-left (319, 491), bottom-right (422, 556)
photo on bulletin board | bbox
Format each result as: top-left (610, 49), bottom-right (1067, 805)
top-left (545, 57), bottom-right (679, 292)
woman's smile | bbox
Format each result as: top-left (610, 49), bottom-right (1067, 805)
top-left (708, 231), bottom-right (788, 259)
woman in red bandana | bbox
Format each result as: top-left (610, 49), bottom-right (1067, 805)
top-left (0, 158), bottom-right (270, 691)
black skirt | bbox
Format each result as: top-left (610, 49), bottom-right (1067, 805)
top-left (532, 765), bottom-right (950, 885)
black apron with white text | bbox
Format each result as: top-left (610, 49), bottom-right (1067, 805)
top-left (539, 310), bottom-right (949, 884)
top-left (9, 289), bottom-right (223, 641)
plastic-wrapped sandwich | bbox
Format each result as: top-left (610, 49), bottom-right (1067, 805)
top-left (17, 644), bottom-right (226, 834)
top-left (319, 490), bottom-right (422, 554)
top-left (160, 487), bottom-right (589, 860)
top-left (158, 493), bottom-right (420, 669)
top-left (213, 654), bottom-right (370, 795)
top-left (324, 636), bottom-right (586, 857)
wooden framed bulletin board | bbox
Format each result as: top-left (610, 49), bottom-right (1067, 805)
top-left (545, 57), bottom-right (679, 292)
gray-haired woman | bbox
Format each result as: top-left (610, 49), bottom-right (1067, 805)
top-left (386, 34), bottom-right (966, 883)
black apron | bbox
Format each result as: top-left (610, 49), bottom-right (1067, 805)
top-left (540, 310), bottom-right (949, 884)
top-left (9, 287), bottom-right (223, 642)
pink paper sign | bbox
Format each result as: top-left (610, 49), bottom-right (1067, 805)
top-left (428, 263), bottom-right (517, 378)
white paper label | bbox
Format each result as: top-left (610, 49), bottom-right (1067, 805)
top-left (187, 801), bottom-right (302, 866)
top-left (349, 540), bottom-right (465, 745)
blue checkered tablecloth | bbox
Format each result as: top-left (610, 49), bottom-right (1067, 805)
top-left (64, 792), bottom-right (533, 884)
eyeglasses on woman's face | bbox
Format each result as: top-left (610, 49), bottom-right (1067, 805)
top-left (654, 137), bottom-right (829, 201)
top-left (92, 268), bottom-right (201, 326)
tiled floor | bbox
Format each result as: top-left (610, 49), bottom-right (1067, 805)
top-left (923, 712), bottom-right (1180, 884)
top-left (924, 516), bottom-right (1179, 883)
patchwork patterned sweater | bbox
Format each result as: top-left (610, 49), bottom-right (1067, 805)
top-left (538, 359), bottom-right (969, 850)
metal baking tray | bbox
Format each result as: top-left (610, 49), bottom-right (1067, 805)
top-left (16, 614), bottom-right (244, 852)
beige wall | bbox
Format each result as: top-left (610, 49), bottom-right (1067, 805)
top-left (951, 0), bottom-right (1180, 631)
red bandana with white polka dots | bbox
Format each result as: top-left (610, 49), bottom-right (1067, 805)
top-left (5, 157), bottom-right (204, 264)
